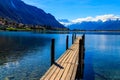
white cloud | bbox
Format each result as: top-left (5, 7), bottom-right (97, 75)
top-left (72, 16), bottom-right (93, 23)
top-left (72, 14), bottom-right (120, 23)
top-left (59, 22), bottom-right (72, 26)
top-left (59, 14), bottom-right (120, 26)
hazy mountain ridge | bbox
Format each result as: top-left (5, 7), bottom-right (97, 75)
top-left (59, 14), bottom-right (120, 30)
top-left (68, 19), bottom-right (120, 30)
top-left (0, 0), bottom-right (64, 28)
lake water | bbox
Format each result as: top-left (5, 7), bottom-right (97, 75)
top-left (0, 31), bottom-right (120, 80)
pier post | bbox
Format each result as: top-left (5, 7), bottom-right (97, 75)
top-left (79, 39), bottom-right (82, 69)
top-left (77, 39), bottom-right (83, 79)
top-left (82, 34), bottom-right (85, 59)
top-left (72, 34), bottom-right (74, 44)
top-left (51, 39), bottom-right (55, 66)
top-left (82, 34), bottom-right (85, 45)
top-left (66, 35), bottom-right (69, 50)
top-left (75, 33), bottom-right (76, 39)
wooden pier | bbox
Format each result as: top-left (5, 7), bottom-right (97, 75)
top-left (40, 35), bottom-right (85, 80)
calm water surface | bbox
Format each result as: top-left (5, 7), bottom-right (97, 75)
top-left (0, 31), bottom-right (120, 80)
top-left (84, 33), bottom-right (120, 80)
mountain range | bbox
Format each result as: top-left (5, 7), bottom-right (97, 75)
top-left (68, 20), bottom-right (120, 30)
top-left (59, 15), bottom-right (120, 30)
top-left (0, 0), bottom-right (64, 28)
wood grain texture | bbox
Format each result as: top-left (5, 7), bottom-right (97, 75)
top-left (40, 37), bottom-right (82, 80)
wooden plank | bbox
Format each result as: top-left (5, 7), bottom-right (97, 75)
top-left (41, 49), bottom-right (71, 80)
top-left (41, 44), bottom-right (76, 80)
top-left (70, 55), bottom-right (79, 80)
top-left (65, 50), bottom-right (79, 80)
top-left (40, 49), bottom-right (70, 80)
top-left (40, 37), bottom-right (82, 80)
top-left (70, 38), bottom-right (80, 80)
top-left (53, 45), bottom-right (77, 80)
top-left (54, 38), bottom-right (80, 80)
top-left (60, 45), bottom-right (79, 80)
top-left (50, 48), bottom-right (75, 80)
top-left (49, 44), bottom-right (77, 80)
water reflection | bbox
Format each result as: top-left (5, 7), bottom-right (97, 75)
top-left (0, 31), bottom-right (72, 80)
top-left (0, 33), bottom-right (51, 65)
top-left (0, 31), bottom-right (120, 80)
top-left (84, 34), bottom-right (120, 80)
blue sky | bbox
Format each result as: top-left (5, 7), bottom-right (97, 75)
top-left (22, 0), bottom-right (120, 20)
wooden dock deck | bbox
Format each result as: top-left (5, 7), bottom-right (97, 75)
top-left (40, 36), bottom-right (84, 80)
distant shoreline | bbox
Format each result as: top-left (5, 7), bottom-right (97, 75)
top-left (1, 29), bottom-right (120, 32)
top-left (70, 30), bottom-right (120, 32)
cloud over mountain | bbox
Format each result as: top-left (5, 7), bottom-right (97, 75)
top-left (59, 14), bottom-right (120, 26)
top-left (72, 14), bottom-right (120, 23)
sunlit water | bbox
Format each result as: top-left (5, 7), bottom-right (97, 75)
top-left (0, 31), bottom-right (120, 80)
top-left (84, 34), bottom-right (120, 80)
